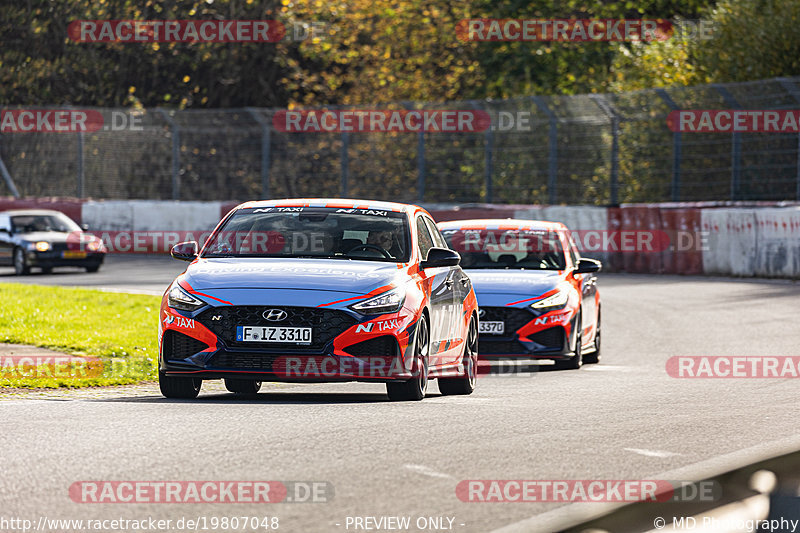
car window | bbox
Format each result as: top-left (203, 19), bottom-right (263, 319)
top-left (416, 217), bottom-right (435, 261)
top-left (10, 213), bottom-right (80, 233)
top-left (423, 217), bottom-right (447, 248)
top-left (565, 231), bottom-right (580, 268)
top-left (202, 207), bottom-right (410, 262)
top-left (441, 227), bottom-right (566, 270)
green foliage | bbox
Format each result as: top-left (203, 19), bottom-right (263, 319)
top-left (694, 0), bottom-right (800, 82)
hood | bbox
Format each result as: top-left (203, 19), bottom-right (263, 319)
top-left (15, 231), bottom-right (72, 243)
top-left (183, 257), bottom-right (405, 294)
top-left (464, 269), bottom-right (563, 296)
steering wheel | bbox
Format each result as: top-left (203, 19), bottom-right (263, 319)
top-left (347, 244), bottom-right (392, 259)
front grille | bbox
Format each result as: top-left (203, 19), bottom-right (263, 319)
top-left (163, 330), bottom-right (209, 360)
top-left (344, 336), bottom-right (399, 357)
top-left (208, 352), bottom-right (281, 370)
top-left (479, 307), bottom-right (536, 333)
top-left (529, 327), bottom-right (564, 349)
top-left (196, 306), bottom-right (358, 350)
top-left (208, 353), bottom-right (329, 374)
top-left (479, 340), bottom-right (527, 355)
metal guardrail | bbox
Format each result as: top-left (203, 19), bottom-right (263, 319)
top-left (552, 449), bottom-right (800, 532)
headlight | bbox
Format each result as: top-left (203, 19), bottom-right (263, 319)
top-left (350, 288), bottom-right (405, 315)
top-left (530, 290), bottom-right (568, 310)
top-left (33, 241), bottom-right (50, 252)
top-left (87, 240), bottom-right (104, 252)
top-left (168, 285), bottom-right (205, 312)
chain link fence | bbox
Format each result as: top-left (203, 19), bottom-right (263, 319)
top-left (2, 76), bottom-right (800, 204)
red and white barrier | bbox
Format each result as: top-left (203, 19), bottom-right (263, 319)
top-left (1, 197), bottom-right (798, 279)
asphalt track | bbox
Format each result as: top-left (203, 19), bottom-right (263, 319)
top-left (2, 256), bottom-right (800, 533)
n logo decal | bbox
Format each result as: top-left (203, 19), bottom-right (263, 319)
top-left (355, 323), bottom-right (374, 333)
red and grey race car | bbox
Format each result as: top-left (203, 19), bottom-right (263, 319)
top-left (438, 219), bottom-right (601, 370)
top-left (158, 199), bottom-right (479, 400)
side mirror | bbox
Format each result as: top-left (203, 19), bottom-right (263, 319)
top-left (421, 247), bottom-right (460, 269)
top-left (81, 223), bottom-right (89, 231)
top-left (574, 258), bottom-right (602, 274)
top-left (171, 241), bottom-right (198, 261)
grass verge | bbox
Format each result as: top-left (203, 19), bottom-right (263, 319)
top-left (0, 283), bottom-right (161, 388)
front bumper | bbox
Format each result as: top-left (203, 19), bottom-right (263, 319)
top-left (27, 250), bottom-right (105, 268)
top-left (159, 304), bottom-right (419, 383)
top-left (477, 306), bottom-right (576, 360)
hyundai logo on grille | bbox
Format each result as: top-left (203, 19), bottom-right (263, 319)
top-left (263, 309), bottom-right (288, 322)
top-left (478, 309), bottom-right (486, 318)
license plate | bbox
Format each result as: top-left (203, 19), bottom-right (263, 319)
top-left (62, 251), bottom-right (87, 259)
top-left (236, 326), bottom-right (312, 344)
top-left (479, 321), bottom-right (504, 335)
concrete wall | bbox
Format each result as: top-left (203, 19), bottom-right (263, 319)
top-left (2, 197), bottom-right (798, 279)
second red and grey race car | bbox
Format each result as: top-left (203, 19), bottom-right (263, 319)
top-left (158, 199), bottom-right (479, 401)
top-left (438, 219), bottom-right (601, 370)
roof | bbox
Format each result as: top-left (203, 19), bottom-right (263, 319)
top-left (436, 218), bottom-right (568, 231)
top-left (0, 209), bottom-right (70, 217)
top-left (233, 198), bottom-right (421, 214)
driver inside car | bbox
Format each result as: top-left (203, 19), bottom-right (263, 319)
top-left (366, 229), bottom-right (403, 259)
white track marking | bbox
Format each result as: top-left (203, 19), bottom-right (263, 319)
top-left (624, 447), bottom-right (681, 458)
top-left (403, 464), bottom-right (454, 479)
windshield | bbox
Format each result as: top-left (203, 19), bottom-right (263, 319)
top-left (10, 213), bottom-right (81, 234)
top-left (202, 207), bottom-right (410, 262)
top-left (441, 227), bottom-right (566, 270)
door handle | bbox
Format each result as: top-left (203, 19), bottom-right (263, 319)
top-left (460, 277), bottom-right (469, 286)
top-left (445, 278), bottom-right (454, 287)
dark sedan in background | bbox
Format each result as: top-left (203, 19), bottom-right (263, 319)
top-left (0, 209), bottom-right (106, 275)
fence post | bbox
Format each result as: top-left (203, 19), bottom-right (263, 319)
top-left (712, 84), bottom-right (742, 201)
top-left (655, 89), bottom-right (682, 202)
top-left (156, 109), bottom-right (181, 200)
top-left (403, 102), bottom-right (426, 203)
top-left (0, 136), bottom-right (20, 197)
top-left (246, 108), bottom-right (271, 199)
top-left (590, 94), bottom-right (620, 205)
top-left (777, 78), bottom-right (800, 201)
top-left (532, 96), bottom-right (558, 204)
top-left (340, 131), bottom-right (349, 197)
top-left (77, 130), bottom-right (85, 198)
top-left (471, 102), bottom-right (493, 202)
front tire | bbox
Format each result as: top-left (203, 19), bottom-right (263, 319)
top-left (85, 264), bottom-right (101, 273)
top-left (439, 316), bottom-right (477, 396)
top-left (554, 314), bottom-right (582, 370)
top-left (387, 314), bottom-right (429, 401)
top-left (159, 370), bottom-right (202, 399)
top-left (225, 379), bottom-right (262, 395)
top-left (583, 308), bottom-right (601, 364)
top-left (13, 248), bottom-right (29, 275)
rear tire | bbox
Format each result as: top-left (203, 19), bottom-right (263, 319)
top-left (85, 264), bottom-right (100, 273)
top-left (439, 316), bottom-right (477, 396)
top-left (159, 370), bottom-right (202, 399)
top-left (554, 314), bottom-right (582, 370)
top-left (225, 379), bottom-right (262, 395)
top-left (583, 308), bottom-right (601, 364)
top-left (13, 248), bottom-right (29, 276)
top-left (387, 314), bottom-right (429, 401)
top-left (40, 267), bottom-right (53, 275)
